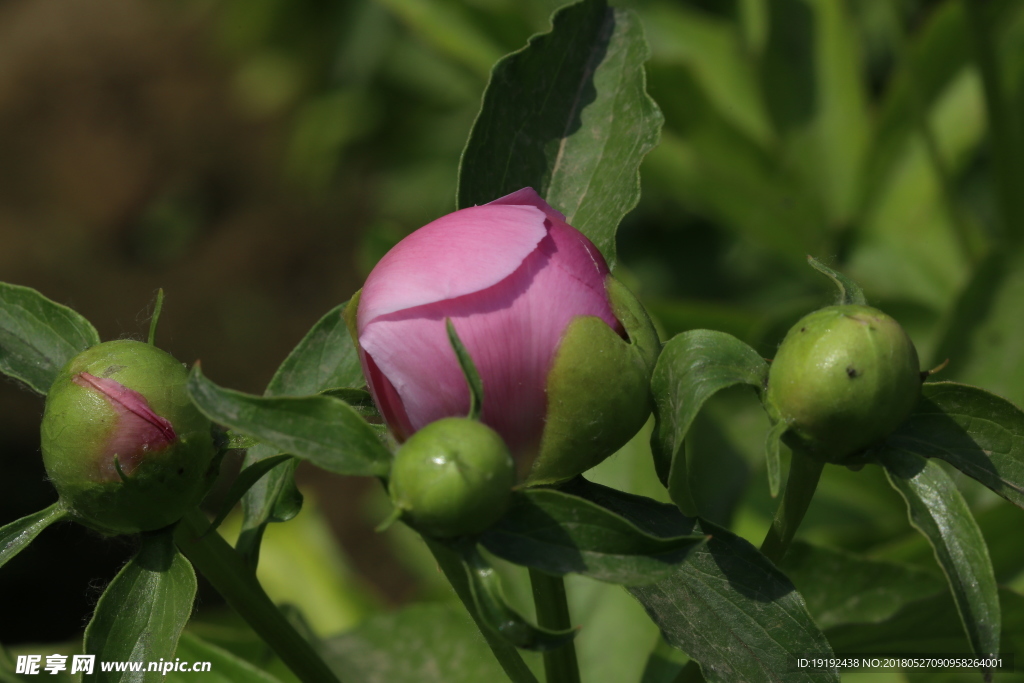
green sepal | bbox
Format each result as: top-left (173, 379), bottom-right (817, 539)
top-left (343, 289), bottom-right (362, 351)
top-left (446, 319), bottom-right (484, 421)
top-left (528, 276), bottom-right (660, 484)
top-left (806, 256), bottom-right (867, 306)
top-left (458, 541), bottom-right (577, 652)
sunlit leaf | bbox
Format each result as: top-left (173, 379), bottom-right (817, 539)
top-left (458, 0), bottom-right (663, 268)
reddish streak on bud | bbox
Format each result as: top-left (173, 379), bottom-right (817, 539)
top-left (73, 372), bottom-right (177, 479)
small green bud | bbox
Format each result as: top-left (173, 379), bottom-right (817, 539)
top-left (388, 417), bottom-right (515, 538)
top-left (765, 305), bottom-right (921, 463)
top-left (41, 340), bottom-right (217, 535)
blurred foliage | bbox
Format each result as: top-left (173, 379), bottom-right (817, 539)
top-left (4, 1), bottom-right (1024, 680)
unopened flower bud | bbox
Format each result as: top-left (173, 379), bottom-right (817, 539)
top-left (388, 417), bottom-right (515, 538)
top-left (354, 187), bottom-right (659, 484)
top-left (765, 305), bottom-right (921, 463)
top-left (41, 340), bottom-right (217, 534)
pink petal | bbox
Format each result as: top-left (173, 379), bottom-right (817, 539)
top-left (359, 218), bottom-right (619, 462)
top-left (486, 187), bottom-right (567, 223)
top-left (358, 204), bottom-right (548, 328)
top-left (74, 372), bottom-right (177, 480)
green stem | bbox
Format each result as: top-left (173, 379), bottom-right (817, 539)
top-left (965, 0), bottom-right (1024, 247)
top-left (529, 569), bottom-right (581, 683)
top-left (425, 538), bottom-right (540, 683)
top-left (759, 449), bottom-right (824, 564)
top-left (174, 509), bottom-right (341, 683)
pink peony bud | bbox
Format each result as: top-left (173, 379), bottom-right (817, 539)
top-left (71, 372), bottom-right (178, 481)
top-left (351, 188), bottom-right (659, 483)
top-left (41, 340), bottom-right (217, 535)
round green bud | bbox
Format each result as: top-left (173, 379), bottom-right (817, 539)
top-left (41, 340), bottom-right (217, 535)
top-left (765, 305), bottom-right (921, 463)
top-left (388, 417), bottom-right (515, 538)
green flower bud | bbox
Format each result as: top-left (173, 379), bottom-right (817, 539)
top-left (388, 417), bottom-right (515, 538)
top-left (41, 340), bottom-right (217, 535)
top-left (765, 305), bottom-right (921, 463)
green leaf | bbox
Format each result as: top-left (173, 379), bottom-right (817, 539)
top-left (322, 603), bottom-right (511, 683)
top-left (882, 450), bottom-right (1001, 658)
top-left (170, 632), bottom-right (282, 683)
top-left (650, 329), bottom-right (768, 515)
top-left (461, 543), bottom-right (577, 652)
top-left (319, 388), bottom-right (382, 423)
top-left (479, 488), bottom-right (706, 585)
top-left (239, 300), bottom-right (367, 563)
top-left (265, 302), bottom-right (365, 397)
top-left (778, 541), bottom-right (946, 630)
top-left (567, 478), bottom-right (839, 683)
top-left (457, 0), bottom-right (663, 268)
top-left (446, 319), bottom-right (483, 421)
top-left (84, 530), bottom-right (197, 682)
top-left (880, 381), bottom-right (1024, 509)
top-left (188, 365), bottom-right (390, 478)
top-left (237, 449), bottom-right (302, 564)
top-left (204, 454), bottom-right (293, 536)
top-left (0, 502), bottom-right (67, 570)
top-left (806, 255), bottom-right (866, 306)
top-left (0, 282), bottom-right (100, 395)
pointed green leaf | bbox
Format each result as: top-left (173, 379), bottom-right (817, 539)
top-left (462, 543), bottom-right (576, 652)
top-left (240, 300), bottom-right (367, 563)
top-left (0, 282), bottom-right (100, 395)
top-left (806, 256), bottom-right (866, 306)
top-left (479, 488), bottom-right (706, 585)
top-left (567, 478), bottom-right (839, 683)
top-left (881, 381), bottom-right (1024, 509)
top-left (0, 503), bottom-right (67, 570)
top-left (650, 329), bottom-right (768, 515)
top-left (204, 455), bottom-right (293, 536)
top-left (882, 450), bottom-right (1000, 658)
top-left (188, 365), bottom-right (390, 477)
top-left (322, 603), bottom-right (512, 683)
top-left (267, 302), bottom-right (365, 397)
top-left (446, 319), bottom-right (483, 421)
top-left (457, 0), bottom-right (663, 268)
top-left (84, 530), bottom-right (197, 682)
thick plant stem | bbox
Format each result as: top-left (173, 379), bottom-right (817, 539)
top-left (759, 449), bottom-right (824, 565)
top-left (425, 538), bottom-right (540, 683)
top-left (529, 569), bottom-right (581, 683)
top-left (174, 509), bottom-right (341, 683)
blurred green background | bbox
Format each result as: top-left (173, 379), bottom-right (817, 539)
top-left (3, 0), bottom-right (1024, 676)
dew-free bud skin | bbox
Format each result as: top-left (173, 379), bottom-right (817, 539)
top-left (765, 305), bottom-right (921, 463)
top-left (41, 340), bottom-right (216, 535)
top-left (388, 417), bottom-right (515, 538)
